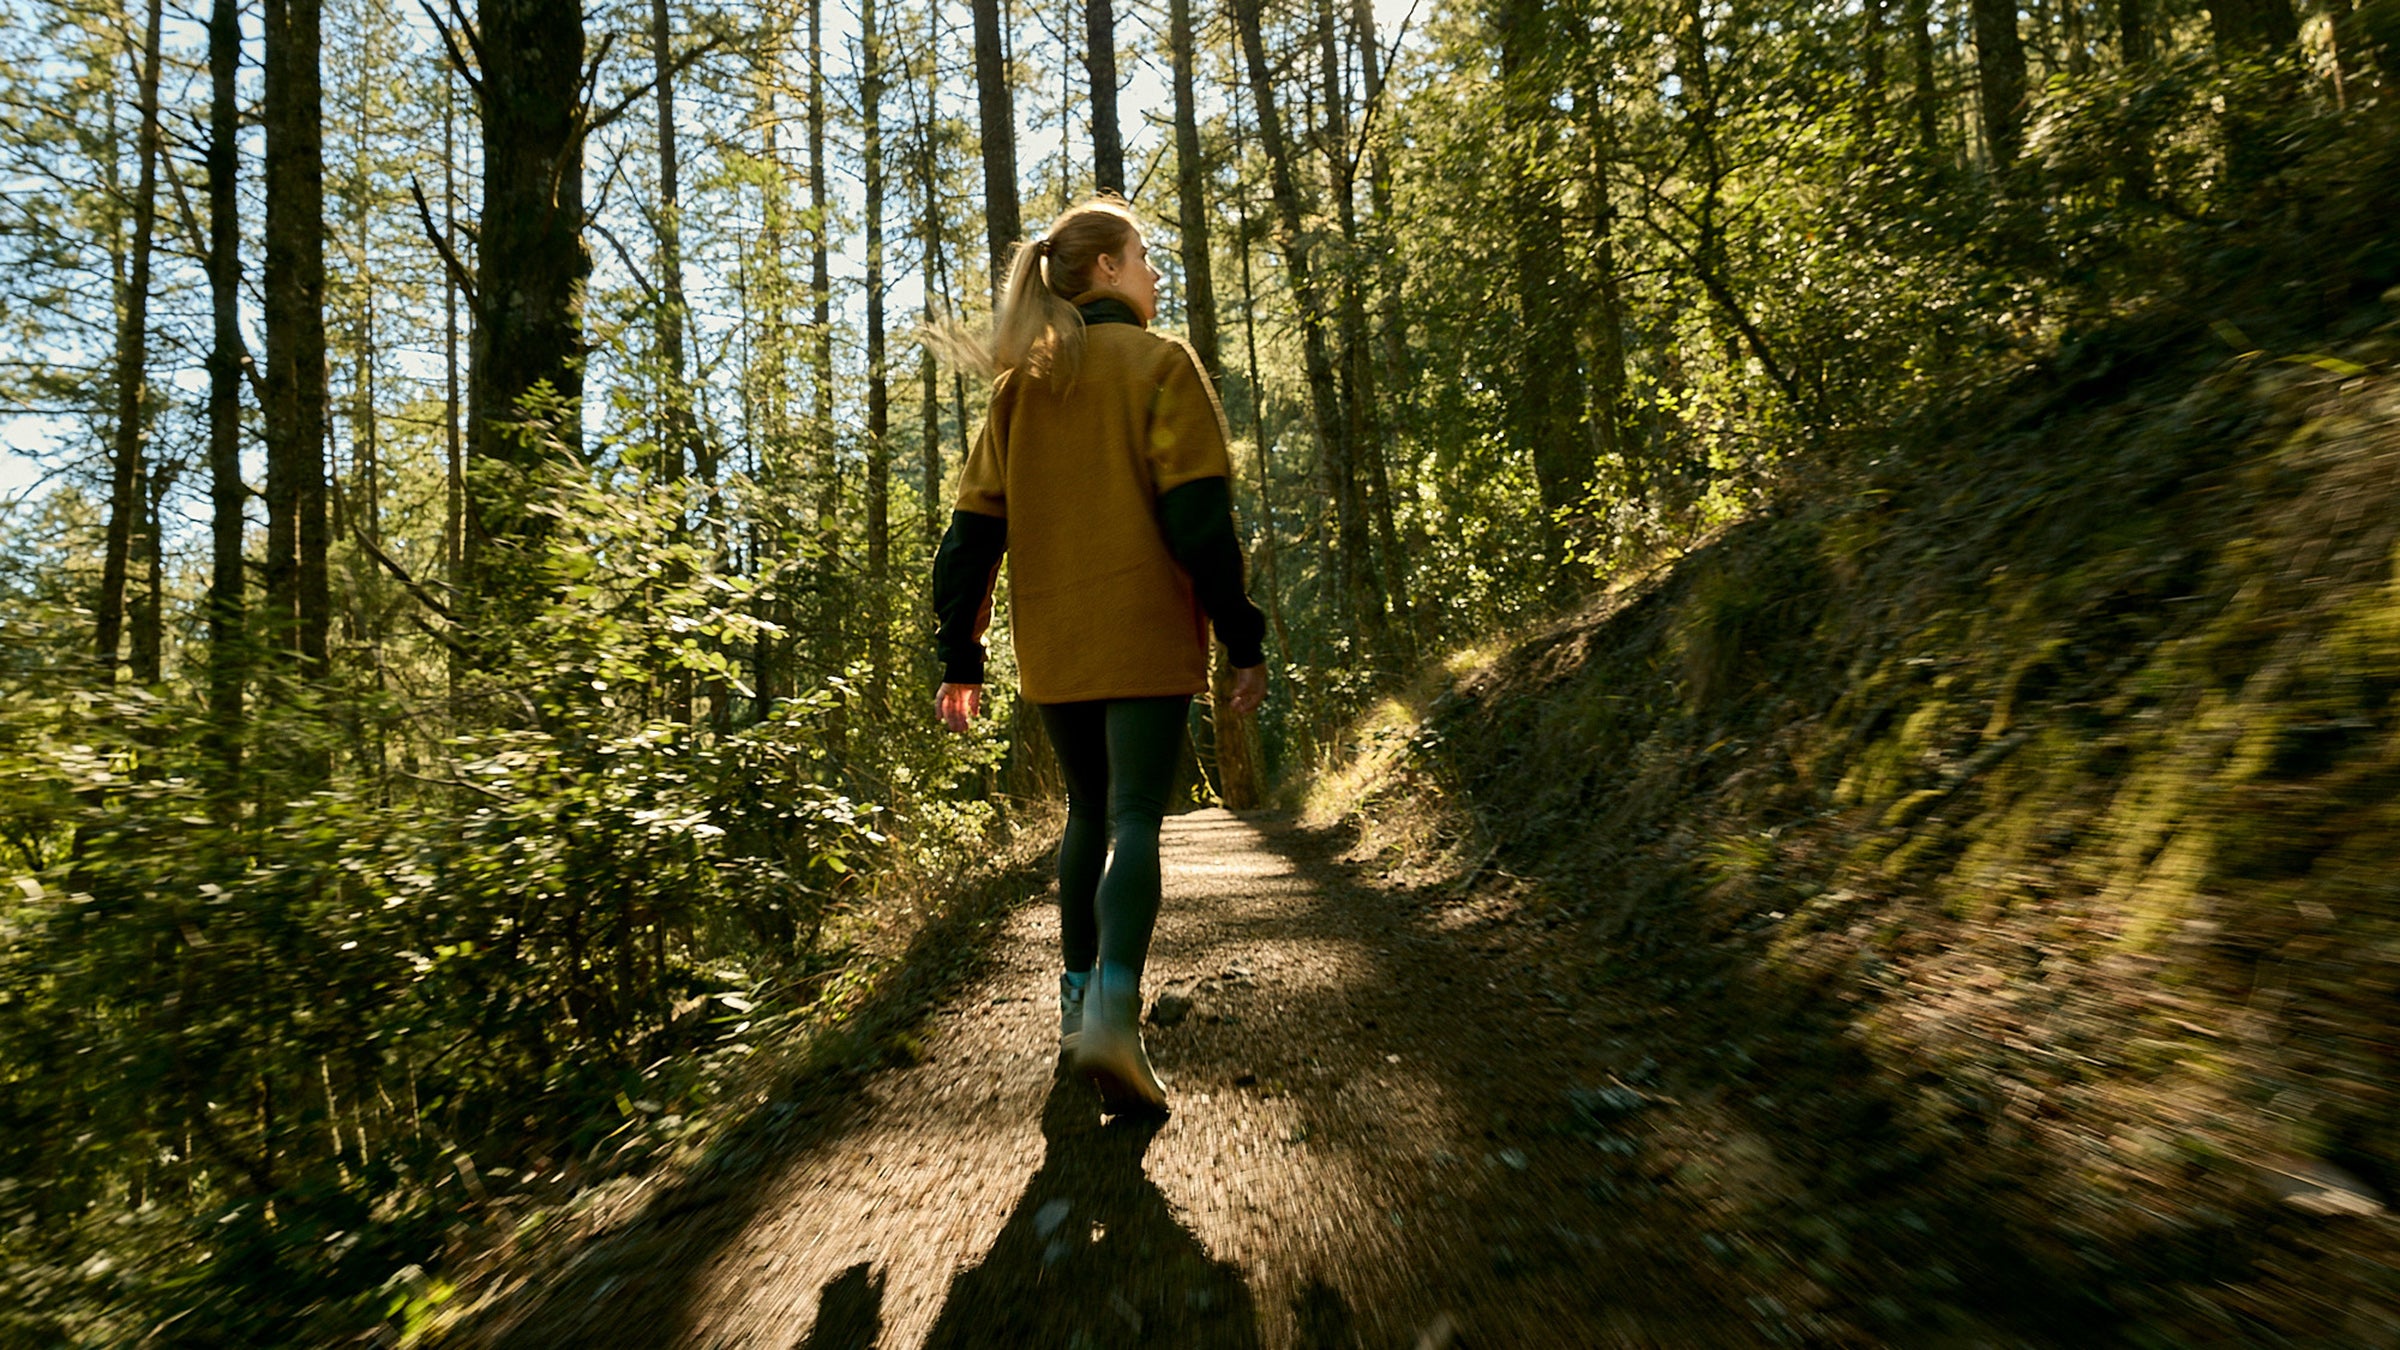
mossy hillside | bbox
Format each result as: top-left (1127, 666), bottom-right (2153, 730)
top-left (1308, 303), bottom-right (2400, 1334)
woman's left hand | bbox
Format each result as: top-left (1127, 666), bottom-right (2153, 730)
top-left (936, 682), bottom-right (984, 734)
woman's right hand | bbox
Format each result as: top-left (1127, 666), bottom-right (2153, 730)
top-left (936, 682), bottom-right (984, 734)
top-left (1227, 664), bottom-right (1267, 717)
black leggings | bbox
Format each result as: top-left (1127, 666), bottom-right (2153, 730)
top-left (1038, 696), bottom-right (1190, 980)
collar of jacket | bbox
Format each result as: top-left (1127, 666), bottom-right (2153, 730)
top-left (1073, 294), bottom-right (1145, 329)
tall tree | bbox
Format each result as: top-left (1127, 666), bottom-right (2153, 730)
top-left (652, 0), bottom-right (701, 485)
top-left (442, 63), bottom-right (463, 699)
top-left (1350, 0), bottom-right (1409, 393)
top-left (1232, 0), bottom-right (1384, 645)
top-left (971, 0), bottom-right (1021, 295)
top-left (911, 57), bottom-right (951, 555)
top-left (1971, 0), bottom-right (2027, 168)
top-left (1906, 0), bottom-right (1940, 157)
top-left (206, 0), bottom-right (247, 790)
top-left (808, 0), bottom-right (847, 754)
top-left (1169, 0), bottom-right (1258, 805)
top-left (95, 0), bottom-right (164, 679)
top-left (862, 0), bottom-right (892, 712)
top-left (264, 0), bottom-right (330, 681)
top-left (1316, 0), bottom-right (1411, 643)
top-left (1579, 78), bottom-right (1632, 497)
top-left (1500, 0), bottom-right (1590, 594)
top-left (1085, 0), bottom-right (1123, 193)
top-left (1167, 0), bottom-right (1218, 380)
top-left (464, 0), bottom-right (588, 620)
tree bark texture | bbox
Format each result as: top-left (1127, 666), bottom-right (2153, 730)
top-left (1971, 0), bottom-right (2027, 168)
top-left (1085, 0), bottom-right (1123, 193)
top-left (972, 0), bottom-right (1022, 298)
top-left (207, 0), bottom-right (247, 791)
top-left (1167, 0), bottom-right (1220, 383)
top-left (264, 0), bottom-right (330, 683)
top-left (466, 0), bottom-right (587, 619)
top-left (97, 0), bottom-right (165, 678)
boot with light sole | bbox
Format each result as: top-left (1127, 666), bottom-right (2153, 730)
top-left (1058, 970), bottom-right (1089, 1058)
top-left (1072, 962), bottom-right (1169, 1117)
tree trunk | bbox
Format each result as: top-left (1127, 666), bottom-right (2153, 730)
top-left (972, 0), bottom-right (1022, 297)
top-left (863, 0), bottom-right (891, 715)
top-left (1971, 0), bottom-right (2027, 169)
top-left (915, 84), bottom-right (948, 557)
top-left (652, 0), bottom-right (699, 485)
top-left (467, 0), bottom-right (588, 623)
top-left (2207, 0), bottom-right (2299, 54)
top-left (1230, 107), bottom-right (1292, 667)
top-left (1167, 0), bottom-right (1220, 382)
top-left (2117, 0), bottom-right (2155, 199)
top-left (442, 66), bottom-right (463, 705)
top-left (2119, 0), bottom-right (2150, 61)
top-left (1907, 0), bottom-right (1940, 158)
top-left (808, 0), bottom-right (845, 754)
top-left (1085, 0), bottom-right (1123, 193)
top-left (131, 457), bottom-right (164, 684)
top-left (97, 0), bottom-right (165, 679)
top-left (1502, 0), bottom-right (1591, 597)
top-left (1350, 0), bottom-right (1410, 396)
top-left (1232, 0), bottom-right (1380, 648)
top-left (1583, 81), bottom-right (1632, 499)
top-left (1316, 0), bottom-right (1408, 651)
top-left (264, 0), bottom-right (330, 683)
top-left (207, 0), bottom-right (247, 796)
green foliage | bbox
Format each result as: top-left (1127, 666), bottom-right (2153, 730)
top-left (0, 455), bottom-right (1009, 1344)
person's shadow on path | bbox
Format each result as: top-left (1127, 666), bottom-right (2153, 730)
top-left (795, 1261), bottom-right (884, 1350)
top-left (917, 1067), bottom-right (1261, 1349)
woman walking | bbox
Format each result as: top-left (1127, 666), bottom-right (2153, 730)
top-left (930, 198), bottom-right (1268, 1117)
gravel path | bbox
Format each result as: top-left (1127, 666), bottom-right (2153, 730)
top-left (486, 809), bottom-right (1756, 1348)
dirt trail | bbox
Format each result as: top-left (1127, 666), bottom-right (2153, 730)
top-left (475, 809), bottom-right (1783, 1348)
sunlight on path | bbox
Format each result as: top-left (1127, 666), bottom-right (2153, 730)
top-left (665, 809), bottom-right (1469, 1348)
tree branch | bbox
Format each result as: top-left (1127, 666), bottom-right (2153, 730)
top-left (581, 32), bottom-right (728, 140)
top-left (1349, 0), bottom-right (1423, 183)
top-left (417, 0), bottom-right (484, 90)
top-left (410, 177), bottom-right (479, 308)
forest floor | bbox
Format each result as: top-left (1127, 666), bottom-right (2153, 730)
top-left (444, 295), bottom-right (2400, 1350)
top-left (453, 806), bottom-right (1919, 1348)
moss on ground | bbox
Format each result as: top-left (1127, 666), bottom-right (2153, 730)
top-left (1308, 294), bottom-right (2400, 1341)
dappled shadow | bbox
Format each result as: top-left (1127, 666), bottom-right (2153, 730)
top-left (920, 1069), bottom-right (1260, 1349)
top-left (472, 846), bottom-right (1058, 1349)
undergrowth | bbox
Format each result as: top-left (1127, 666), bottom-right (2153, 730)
top-left (1305, 193), bottom-right (2400, 1340)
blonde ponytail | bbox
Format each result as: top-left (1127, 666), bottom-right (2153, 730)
top-left (924, 197), bottom-right (1142, 393)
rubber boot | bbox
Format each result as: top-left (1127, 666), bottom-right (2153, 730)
top-left (1073, 961), bottom-right (1168, 1116)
